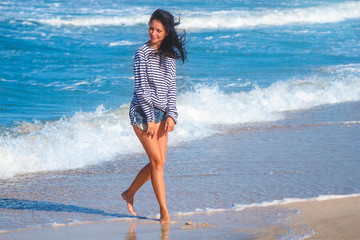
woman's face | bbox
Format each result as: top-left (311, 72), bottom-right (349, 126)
top-left (148, 19), bottom-right (167, 49)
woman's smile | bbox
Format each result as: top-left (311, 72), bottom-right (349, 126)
top-left (148, 19), bottom-right (167, 50)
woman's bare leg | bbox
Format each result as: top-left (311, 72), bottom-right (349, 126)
top-left (156, 121), bottom-right (170, 223)
top-left (134, 123), bottom-right (170, 223)
top-left (122, 163), bottom-right (151, 216)
top-left (123, 122), bottom-right (170, 223)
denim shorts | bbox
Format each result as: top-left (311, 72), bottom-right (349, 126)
top-left (134, 107), bottom-right (166, 131)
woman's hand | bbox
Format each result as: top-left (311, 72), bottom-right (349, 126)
top-left (164, 117), bottom-right (175, 133)
top-left (146, 121), bottom-right (156, 137)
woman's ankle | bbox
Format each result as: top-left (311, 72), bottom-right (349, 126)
top-left (160, 206), bottom-right (168, 214)
top-left (122, 189), bottom-right (133, 198)
top-left (159, 207), bottom-right (170, 223)
top-left (160, 212), bottom-right (170, 224)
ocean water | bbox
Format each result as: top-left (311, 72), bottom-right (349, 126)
top-left (1, 0), bottom-right (360, 237)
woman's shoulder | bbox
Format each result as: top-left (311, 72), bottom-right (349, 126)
top-left (165, 56), bottom-right (176, 67)
top-left (136, 42), bottom-right (153, 54)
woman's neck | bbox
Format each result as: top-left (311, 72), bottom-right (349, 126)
top-left (147, 41), bottom-right (161, 51)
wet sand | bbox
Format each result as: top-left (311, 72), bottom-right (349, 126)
top-left (1, 195), bottom-right (359, 239)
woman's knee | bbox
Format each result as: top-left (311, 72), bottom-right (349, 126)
top-left (150, 157), bottom-right (165, 171)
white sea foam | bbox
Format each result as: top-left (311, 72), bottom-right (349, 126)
top-left (36, 15), bottom-right (148, 27)
top-left (0, 105), bottom-right (142, 179)
top-left (232, 193), bottom-right (360, 212)
top-left (49, 219), bottom-right (85, 228)
top-left (174, 193), bottom-right (360, 216)
top-left (0, 64), bottom-right (359, 178)
top-left (174, 63), bottom-right (360, 131)
top-left (109, 40), bottom-right (139, 47)
top-left (32, 1), bottom-right (360, 30)
top-left (180, 1), bottom-right (360, 30)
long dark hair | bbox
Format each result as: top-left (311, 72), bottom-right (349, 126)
top-left (149, 9), bottom-right (187, 64)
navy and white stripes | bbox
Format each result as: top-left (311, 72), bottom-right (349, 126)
top-left (129, 43), bottom-right (178, 125)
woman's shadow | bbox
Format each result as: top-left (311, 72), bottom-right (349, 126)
top-left (0, 198), bottom-right (155, 220)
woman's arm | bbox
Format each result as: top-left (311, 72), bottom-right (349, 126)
top-left (166, 61), bottom-right (178, 125)
top-left (133, 49), bottom-right (155, 123)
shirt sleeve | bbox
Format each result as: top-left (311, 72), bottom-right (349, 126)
top-left (166, 61), bottom-right (178, 124)
top-left (133, 49), bottom-right (155, 123)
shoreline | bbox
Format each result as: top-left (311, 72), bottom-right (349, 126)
top-left (1, 195), bottom-right (359, 239)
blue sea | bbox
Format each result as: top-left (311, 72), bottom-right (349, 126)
top-left (1, 0), bottom-right (360, 238)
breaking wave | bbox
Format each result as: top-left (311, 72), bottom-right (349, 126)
top-left (30, 1), bottom-right (360, 30)
top-left (1, 63), bottom-right (360, 178)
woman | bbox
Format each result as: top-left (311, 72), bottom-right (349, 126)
top-left (122, 9), bottom-right (187, 224)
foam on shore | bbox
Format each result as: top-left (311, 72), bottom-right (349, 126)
top-left (174, 193), bottom-right (360, 216)
top-left (1, 64), bottom-right (360, 178)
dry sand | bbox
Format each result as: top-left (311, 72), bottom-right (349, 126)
top-left (283, 195), bottom-right (360, 240)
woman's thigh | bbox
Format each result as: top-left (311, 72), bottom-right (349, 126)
top-left (157, 121), bottom-right (169, 162)
top-left (133, 121), bottom-right (168, 164)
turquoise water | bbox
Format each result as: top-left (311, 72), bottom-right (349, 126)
top-left (1, 0), bottom-right (360, 236)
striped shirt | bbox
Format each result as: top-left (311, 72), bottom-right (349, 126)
top-left (129, 42), bottom-right (178, 125)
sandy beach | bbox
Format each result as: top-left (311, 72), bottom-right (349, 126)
top-left (284, 195), bottom-right (360, 240)
top-left (1, 195), bottom-right (359, 239)
top-left (2, 0), bottom-right (360, 239)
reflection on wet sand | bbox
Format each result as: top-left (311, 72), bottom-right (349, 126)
top-left (125, 221), bottom-right (169, 240)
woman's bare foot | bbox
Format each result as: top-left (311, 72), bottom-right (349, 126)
top-left (160, 208), bottom-right (170, 224)
top-left (122, 191), bottom-right (136, 216)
